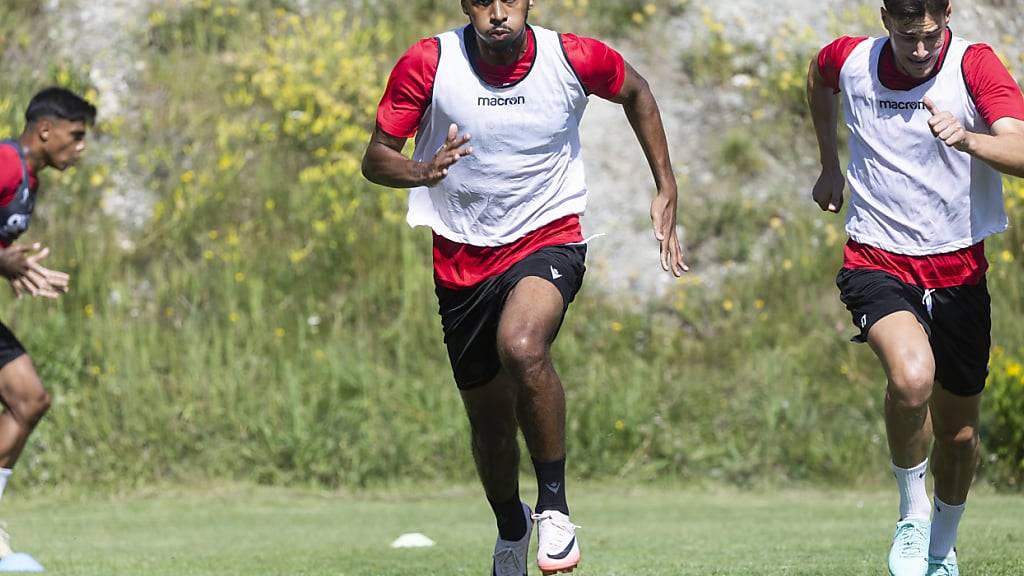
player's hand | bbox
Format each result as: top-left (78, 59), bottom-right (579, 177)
top-left (25, 246), bottom-right (69, 295)
top-left (0, 243), bottom-right (38, 280)
top-left (812, 165), bottom-right (845, 213)
top-left (419, 123), bottom-right (472, 186)
top-left (8, 245), bottom-right (66, 299)
top-left (924, 96), bottom-right (973, 152)
top-left (10, 271), bottom-right (60, 299)
top-left (8, 277), bottom-right (45, 299)
top-left (650, 189), bottom-right (688, 277)
top-left (9, 277), bottom-right (25, 299)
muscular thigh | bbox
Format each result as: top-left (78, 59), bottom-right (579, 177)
top-left (867, 310), bottom-right (935, 387)
top-left (0, 354), bottom-right (45, 406)
top-left (497, 276), bottom-right (565, 349)
top-left (496, 244), bottom-right (587, 350)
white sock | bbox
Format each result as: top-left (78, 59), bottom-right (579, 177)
top-left (892, 459), bottom-right (930, 521)
top-left (929, 496), bottom-right (965, 559)
top-left (0, 468), bottom-right (11, 501)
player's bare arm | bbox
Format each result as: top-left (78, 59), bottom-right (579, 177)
top-left (361, 123), bottom-right (472, 188)
top-left (806, 59), bottom-right (845, 213)
top-left (923, 96), bottom-right (1024, 178)
top-left (610, 61), bottom-right (688, 276)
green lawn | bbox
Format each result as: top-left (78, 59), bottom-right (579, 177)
top-left (2, 483), bottom-right (1022, 575)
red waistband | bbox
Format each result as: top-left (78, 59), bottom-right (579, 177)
top-left (842, 239), bottom-right (987, 288)
top-left (433, 215), bottom-right (584, 289)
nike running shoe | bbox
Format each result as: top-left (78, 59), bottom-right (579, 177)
top-left (533, 510), bottom-right (580, 575)
top-left (0, 525), bottom-right (11, 559)
top-left (491, 503), bottom-right (533, 576)
top-left (926, 550), bottom-right (959, 576)
top-left (889, 519), bottom-right (929, 576)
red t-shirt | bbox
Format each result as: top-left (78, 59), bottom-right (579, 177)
top-left (817, 31), bottom-right (1024, 288)
top-left (377, 26), bottom-right (625, 289)
top-left (0, 143), bottom-right (38, 248)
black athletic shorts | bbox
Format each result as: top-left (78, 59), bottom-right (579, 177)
top-left (435, 244), bottom-right (586, 389)
top-left (836, 267), bottom-right (990, 396)
top-left (0, 321), bottom-right (26, 370)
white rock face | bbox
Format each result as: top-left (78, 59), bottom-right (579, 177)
top-left (48, 0), bottom-right (158, 234)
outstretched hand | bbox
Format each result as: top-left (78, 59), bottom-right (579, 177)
top-left (0, 243), bottom-right (36, 280)
top-left (650, 191), bottom-right (688, 277)
top-left (8, 245), bottom-right (70, 300)
top-left (419, 123), bottom-right (472, 187)
top-left (924, 96), bottom-right (973, 152)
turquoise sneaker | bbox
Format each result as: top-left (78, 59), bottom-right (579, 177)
top-left (888, 519), bottom-right (930, 576)
top-left (926, 550), bottom-right (959, 576)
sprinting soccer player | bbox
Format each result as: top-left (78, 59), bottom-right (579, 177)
top-left (807, 1), bottom-right (1024, 574)
top-left (362, 0), bottom-right (685, 573)
top-left (0, 87), bottom-right (94, 562)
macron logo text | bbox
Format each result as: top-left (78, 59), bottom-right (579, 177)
top-left (879, 100), bottom-right (926, 110)
top-left (478, 95), bottom-right (526, 107)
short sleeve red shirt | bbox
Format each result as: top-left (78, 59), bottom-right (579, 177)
top-left (376, 27), bottom-right (625, 289)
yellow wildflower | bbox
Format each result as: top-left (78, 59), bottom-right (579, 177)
top-left (1007, 362), bottom-right (1022, 377)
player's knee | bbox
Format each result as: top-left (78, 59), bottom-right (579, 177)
top-left (496, 331), bottom-right (548, 375)
top-left (17, 389), bottom-right (51, 424)
top-left (936, 426), bottom-right (979, 460)
top-left (887, 361), bottom-right (933, 409)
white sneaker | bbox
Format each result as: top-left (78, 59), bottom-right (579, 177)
top-left (491, 503), bottom-right (533, 576)
top-left (0, 525), bottom-right (12, 559)
top-left (532, 510), bottom-right (580, 575)
top-left (927, 549), bottom-right (959, 576)
top-left (888, 519), bottom-right (929, 576)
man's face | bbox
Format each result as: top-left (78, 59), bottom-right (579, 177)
top-left (463, 0), bottom-right (531, 53)
top-left (40, 118), bottom-right (88, 171)
top-left (882, 5), bottom-right (951, 79)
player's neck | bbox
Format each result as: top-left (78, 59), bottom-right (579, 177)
top-left (472, 27), bottom-right (529, 67)
top-left (16, 134), bottom-right (46, 173)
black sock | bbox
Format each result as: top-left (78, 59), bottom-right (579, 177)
top-left (533, 457), bottom-right (569, 515)
top-left (488, 490), bottom-right (527, 541)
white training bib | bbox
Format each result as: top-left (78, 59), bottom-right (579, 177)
top-left (407, 25), bottom-right (589, 246)
top-left (839, 35), bottom-right (1006, 255)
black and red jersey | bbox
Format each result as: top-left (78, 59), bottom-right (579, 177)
top-left (0, 142), bottom-right (39, 248)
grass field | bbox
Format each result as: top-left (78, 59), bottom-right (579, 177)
top-left (2, 483), bottom-right (1022, 575)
